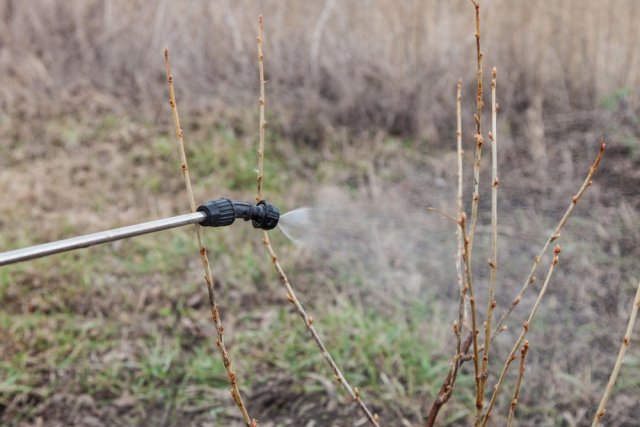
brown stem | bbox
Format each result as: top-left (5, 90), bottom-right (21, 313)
top-left (424, 79), bottom-right (467, 427)
top-left (591, 279), bottom-right (640, 426)
top-left (479, 67), bottom-right (498, 401)
top-left (256, 15), bottom-right (266, 203)
top-left (467, 0), bottom-right (484, 256)
top-left (163, 48), bottom-right (255, 426)
top-left (492, 142), bottom-right (606, 342)
top-left (254, 16), bottom-right (379, 427)
top-left (426, 332), bottom-right (473, 427)
top-left (481, 246), bottom-right (561, 427)
top-left (506, 340), bottom-right (529, 427)
top-left (466, 5), bottom-right (484, 420)
top-left (459, 213), bottom-right (482, 422)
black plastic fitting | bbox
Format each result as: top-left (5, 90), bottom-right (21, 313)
top-left (196, 198), bottom-right (280, 230)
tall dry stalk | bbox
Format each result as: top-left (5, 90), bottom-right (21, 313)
top-left (163, 48), bottom-right (255, 427)
top-left (254, 17), bottom-right (380, 427)
top-left (492, 142), bottom-right (606, 340)
top-left (479, 67), bottom-right (498, 402)
top-left (456, 77), bottom-right (465, 326)
top-left (425, 79), bottom-right (469, 427)
top-left (506, 340), bottom-right (529, 427)
top-left (481, 246), bottom-right (562, 427)
top-left (256, 15), bottom-right (266, 203)
top-left (466, 4), bottom-right (485, 420)
top-left (591, 279), bottom-right (640, 426)
top-left (459, 212), bottom-right (482, 423)
top-left (467, 0), bottom-right (484, 253)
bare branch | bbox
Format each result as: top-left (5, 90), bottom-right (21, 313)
top-left (482, 246), bottom-right (562, 426)
top-left (506, 340), bottom-right (529, 427)
top-left (479, 67), bottom-right (498, 401)
top-left (492, 142), bottom-right (606, 341)
top-left (425, 78), bottom-right (467, 427)
top-left (591, 280), bottom-right (640, 426)
top-left (254, 17), bottom-right (379, 427)
top-left (163, 48), bottom-right (254, 426)
top-left (467, 0), bottom-right (484, 256)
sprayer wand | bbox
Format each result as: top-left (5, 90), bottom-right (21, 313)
top-left (0, 198), bottom-right (279, 267)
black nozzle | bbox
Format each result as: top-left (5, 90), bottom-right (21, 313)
top-left (197, 198), bottom-right (280, 230)
top-left (197, 198), bottom-right (236, 227)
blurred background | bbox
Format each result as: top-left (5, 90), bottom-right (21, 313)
top-left (0, 1), bottom-right (638, 426)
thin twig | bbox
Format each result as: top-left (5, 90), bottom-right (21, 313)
top-left (459, 213), bottom-right (482, 422)
top-left (467, 0), bottom-right (484, 255)
top-left (426, 207), bottom-right (459, 224)
top-left (254, 17), bottom-right (380, 427)
top-left (591, 279), bottom-right (640, 426)
top-left (467, 4), bottom-right (485, 419)
top-left (256, 15), bottom-right (266, 203)
top-left (479, 67), bottom-right (498, 401)
top-left (163, 48), bottom-right (255, 426)
top-left (506, 340), bottom-right (529, 427)
top-left (425, 79), bottom-right (467, 427)
top-left (492, 142), bottom-right (606, 341)
top-left (481, 246), bottom-right (562, 427)
top-left (456, 78), bottom-right (467, 332)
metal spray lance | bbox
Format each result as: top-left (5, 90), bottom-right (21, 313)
top-left (0, 198), bottom-right (279, 266)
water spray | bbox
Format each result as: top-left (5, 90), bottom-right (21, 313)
top-left (0, 198), bottom-right (279, 266)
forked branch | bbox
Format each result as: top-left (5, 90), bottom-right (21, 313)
top-left (481, 246), bottom-right (562, 426)
top-left (163, 48), bottom-right (255, 426)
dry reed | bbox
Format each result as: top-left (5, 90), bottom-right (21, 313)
top-left (254, 17), bottom-right (380, 427)
top-left (4, 1), bottom-right (639, 143)
top-left (591, 279), bottom-right (640, 426)
top-left (163, 48), bottom-right (255, 426)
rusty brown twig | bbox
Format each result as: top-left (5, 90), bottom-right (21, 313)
top-left (459, 212), bottom-right (482, 425)
top-left (492, 142), bottom-right (606, 341)
top-left (506, 340), bottom-right (529, 427)
top-left (467, 0), bottom-right (484, 255)
top-left (254, 16), bottom-right (380, 427)
top-left (163, 48), bottom-right (255, 426)
top-left (481, 246), bottom-right (561, 427)
top-left (425, 79), bottom-right (468, 427)
top-left (466, 4), bottom-right (485, 421)
top-left (591, 279), bottom-right (640, 426)
top-left (479, 67), bottom-right (498, 404)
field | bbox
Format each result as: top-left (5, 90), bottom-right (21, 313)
top-left (0, 1), bottom-right (639, 426)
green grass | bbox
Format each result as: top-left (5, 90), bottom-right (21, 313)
top-left (1, 113), bottom-right (637, 425)
top-left (235, 301), bottom-right (454, 403)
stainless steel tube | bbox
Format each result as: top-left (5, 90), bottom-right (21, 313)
top-left (0, 211), bottom-right (207, 267)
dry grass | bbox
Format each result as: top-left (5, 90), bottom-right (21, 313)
top-left (1, 1), bottom-right (639, 143)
